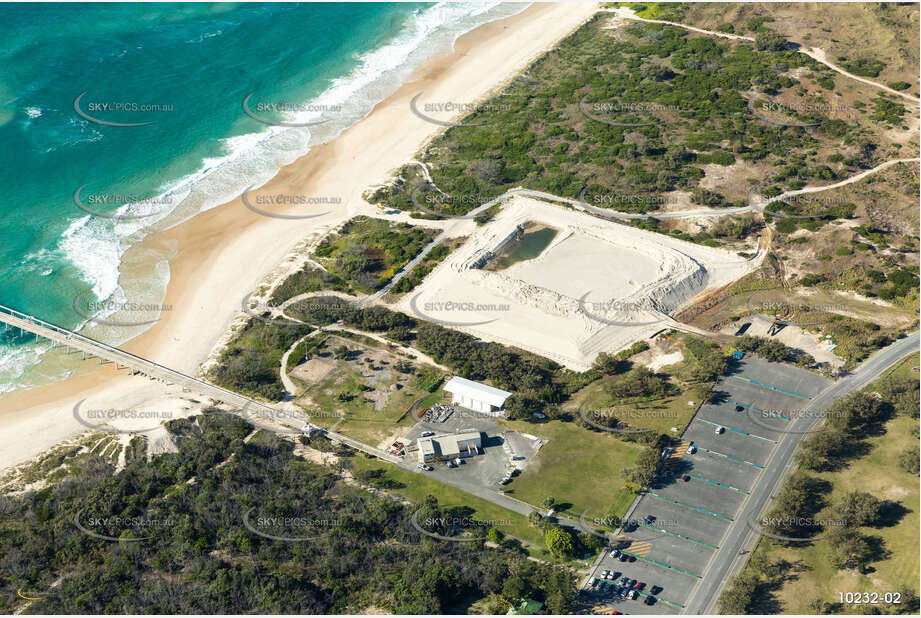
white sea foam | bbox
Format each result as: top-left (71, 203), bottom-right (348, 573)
top-left (9, 2), bottom-right (527, 396)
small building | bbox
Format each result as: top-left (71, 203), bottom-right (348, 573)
top-left (417, 430), bottom-right (482, 463)
top-left (506, 599), bottom-right (543, 615)
top-left (444, 376), bottom-right (511, 416)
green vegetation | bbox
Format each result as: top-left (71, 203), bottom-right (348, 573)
top-left (719, 354), bottom-right (920, 614)
top-left (269, 263), bottom-right (349, 304)
top-left (374, 14), bottom-right (880, 242)
top-left (0, 414), bottom-right (577, 614)
top-left (314, 216), bottom-right (437, 292)
top-left (209, 318), bottom-right (312, 401)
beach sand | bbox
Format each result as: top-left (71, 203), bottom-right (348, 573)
top-left (0, 2), bottom-right (600, 471)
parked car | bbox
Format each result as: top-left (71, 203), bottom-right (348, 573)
top-left (610, 549), bottom-right (620, 558)
top-left (735, 405), bottom-right (744, 412)
top-left (650, 585), bottom-right (663, 595)
top-left (682, 474), bottom-right (691, 482)
top-left (619, 553), bottom-right (628, 562)
top-left (634, 581), bottom-right (645, 590)
top-left (628, 590), bottom-right (638, 600)
top-left (417, 463), bottom-right (433, 471)
top-left (688, 445), bottom-right (698, 454)
top-left (628, 555), bottom-right (636, 562)
top-left (644, 515), bottom-right (655, 525)
top-left (715, 425), bottom-right (725, 434)
top-left (644, 595), bottom-right (657, 606)
top-left (420, 431), bottom-right (434, 437)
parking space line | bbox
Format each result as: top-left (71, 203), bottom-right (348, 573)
top-left (637, 521), bottom-right (719, 549)
top-left (620, 549), bottom-right (703, 579)
top-left (646, 492), bottom-right (733, 521)
top-left (696, 418), bottom-right (777, 443)
top-left (698, 446), bottom-right (765, 469)
top-left (730, 375), bottom-right (811, 399)
top-left (727, 399), bottom-right (791, 421)
top-left (686, 473), bottom-right (750, 495)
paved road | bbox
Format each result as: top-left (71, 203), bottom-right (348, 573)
top-left (685, 332), bottom-right (920, 614)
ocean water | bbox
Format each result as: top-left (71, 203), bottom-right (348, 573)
top-left (0, 2), bottom-right (527, 393)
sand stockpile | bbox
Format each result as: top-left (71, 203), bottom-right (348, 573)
top-left (400, 196), bottom-right (761, 370)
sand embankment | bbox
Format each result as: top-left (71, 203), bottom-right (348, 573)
top-left (0, 3), bottom-right (600, 471)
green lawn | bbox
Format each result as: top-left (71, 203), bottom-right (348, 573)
top-left (733, 352), bottom-right (920, 613)
top-left (348, 454), bottom-right (597, 567)
top-left (498, 418), bottom-right (642, 521)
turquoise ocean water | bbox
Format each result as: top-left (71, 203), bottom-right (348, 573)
top-left (0, 2), bottom-right (526, 392)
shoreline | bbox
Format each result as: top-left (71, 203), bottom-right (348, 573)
top-left (0, 2), bottom-right (601, 472)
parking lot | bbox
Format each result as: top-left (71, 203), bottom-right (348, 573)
top-left (579, 357), bottom-right (830, 613)
top-left (400, 405), bottom-right (541, 492)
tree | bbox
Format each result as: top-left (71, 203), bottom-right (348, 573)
top-left (831, 491), bottom-right (883, 528)
top-left (898, 445), bottom-right (919, 475)
top-left (718, 572), bottom-right (759, 614)
top-left (755, 29), bottom-right (788, 52)
top-left (623, 446), bottom-right (660, 488)
top-left (592, 352), bottom-right (626, 376)
top-left (827, 528), bottom-right (874, 570)
top-left (501, 575), bottom-right (526, 600)
top-left (545, 526), bottom-right (575, 558)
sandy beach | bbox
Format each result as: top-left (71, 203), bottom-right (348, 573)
top-left (0, 2), bottom-right (600, 471)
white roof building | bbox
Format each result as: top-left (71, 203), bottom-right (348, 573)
top-left (417, 430), bottom-right (482, 463)
top-left (444, 376), bottom-right (511, 416)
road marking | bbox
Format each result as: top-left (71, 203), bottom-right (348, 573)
top-left (730, 375), bottom-right (811, 399)
top-left (638, 521), bottom-right (719, 549)
top-left (699, 446), bottom-right (765, 469)
top-left (619, 549), bottom-right (702, 579)
top-left (728, 399), bottom-right (791, 421)
top-left (646, 492), bottom-right (733, 521)
top-left (668, 439), bottom-right (690, 460)
top-left (697, 418), bottom-right (777, 443)
top-left (686, 473), bottom-right (750, 495)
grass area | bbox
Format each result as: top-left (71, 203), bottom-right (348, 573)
top-left (498, 417), bottom-right (641, 521)
top-left (726, 352), bottom-right (920, 614)
top-left (314, 216), bottom-right (437, 293)
top-left (348, 454), bottom-right (591, 566)
top-left (389, 236), bottom-right (466, 296)
top-left (294, 335), bottom-right (446, 445)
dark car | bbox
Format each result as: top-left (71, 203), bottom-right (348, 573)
top-left (634, 581), bottom-right (645, 590)
top-left (735, 405), bottom-right (744, 412)
top-left (619, 553), bottom-right (628, 562)
top-left (650, 585), bottom-right (663, 595)
top-left (645, 595), bottom-right (657, 606)
top-left (611, 571), bottom-right (621, 580)
top-left (643, 515), bottom-right (655, 525)
top-left (628, 555), bottom-right (636, 562)
top-left (682, 474), bottom-right (691, 482)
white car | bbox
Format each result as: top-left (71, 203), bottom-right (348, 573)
top-left (715, 426), bottom-right (725, 434)
top-left (421, 431), bottom-right (434, 437)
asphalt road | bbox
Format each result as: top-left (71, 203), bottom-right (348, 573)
top-left (684, 332), bottom-right (920, 614)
